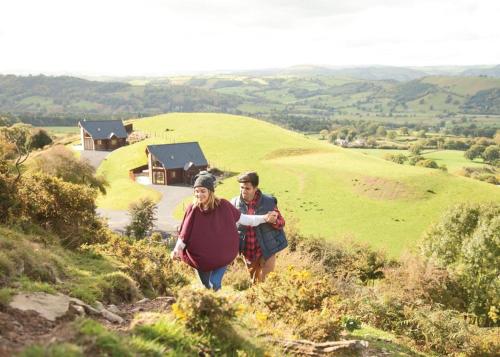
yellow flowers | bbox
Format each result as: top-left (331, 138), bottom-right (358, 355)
top-left (255, 311), bottom-right (268, 324)
top-left (171, 303), bottom-right (187, 321)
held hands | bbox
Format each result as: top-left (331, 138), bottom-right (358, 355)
top-left (264, 211), bottom-right (278, 224)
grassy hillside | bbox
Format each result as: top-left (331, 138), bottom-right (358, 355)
top-left (98, 113), bottom-right (500, 256)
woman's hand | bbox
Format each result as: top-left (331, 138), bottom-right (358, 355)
top-left (170, 249), bottom-right (181, 260)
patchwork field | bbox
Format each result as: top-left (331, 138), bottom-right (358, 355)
top-left (349, 148), bottom-right (488, 174)
top-left (97, 113), bottom-right (500, 256)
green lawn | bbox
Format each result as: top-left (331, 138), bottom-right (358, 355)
top-left (97, 113), bottom-right (500, 257)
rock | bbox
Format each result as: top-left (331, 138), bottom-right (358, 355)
top-left (136, 298), bottom-right (150, 304)
top-left (9, 293), bottom-right (70, 322)
top-left (153, 296), bottom-right (176, 304)
top-left (277, 338), bottom-right (369, 356)
top-left (72, 305), bottom-right (85, 316)
top-left (107, 304), bottom-right (122, 315)
top-left (131, 306), bottom-right (145, 313)
top-left (100, 309), bottom-right (124, 324)
top-left (94, 301), bottom-right (105, 312)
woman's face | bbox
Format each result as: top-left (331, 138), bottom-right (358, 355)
top-left (194, 187), bottom-right (209, 206)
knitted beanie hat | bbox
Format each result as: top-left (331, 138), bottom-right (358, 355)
top-left (193, 173), bottom-right (216, 192)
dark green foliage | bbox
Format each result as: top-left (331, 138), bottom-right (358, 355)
top-left (384, 153), bottom-right (408, 164)
top-left (464, 144), bottom-right (486, 160)
top-left (482, 145), bottom-right (499, 163)
top-left (126, 198), bottom-right (157, 240)
top-left (415, 159), bottom-right (438, 169)
top-left (29, 128), bottom-right (52, 149)
top-left (421, 202), bottom-right (500, 326)
top-left (463, 88), bottom-right (500, 114)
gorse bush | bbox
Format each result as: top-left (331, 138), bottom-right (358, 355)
top-left (172, 287), bottom-right (236, 336)
top-left (86, 235), bottom-right (190, 297)
top-left (247, 266), bottom-right (343, 341)
top-left (297, 237), bottom-right (388, 283)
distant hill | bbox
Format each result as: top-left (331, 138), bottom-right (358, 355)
top-left (1, 72), bottom-right (499, 130)
top-left (0, 75), bottom-right (241, 125)
top-left (461, 64), bottom-right (500, 78)
top-left (237, 65), bottom-right (428, 81)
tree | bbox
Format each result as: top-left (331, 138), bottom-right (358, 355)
top-left (33, 145), bottom-right (108, 194)
top-left (409, 143), bottom-right (423, 156)
top-left (421, 203), bottom-right (500, 326)
top-left (482, 145), bottom-right (499, 164)
top-left (375, 126), bottom-right (387, 137)
top-left (464, 144), bottom-right (486, 161)
top-left (494, 131), bottom-right (500, 145)
top-left (384, 153), bottom-right (408, 164)
top-left (400, 127), bottom-right (409, 136)
top-left (126, 198), bottom-right (158, 240)
top-left (30, 128), bottom-right (53, 149)
top-left (319, 129), bottom-right (329, 140)
top-left (387, 131), bottom-right (397, 140)
top-left (0, 124), bottom-right (32, 182)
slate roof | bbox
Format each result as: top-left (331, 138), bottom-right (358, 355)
top-left (78, 120), bottom-right (128, 140)
top-left (146, 142), bottom-right (208, 170)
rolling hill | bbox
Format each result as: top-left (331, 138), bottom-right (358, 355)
top-left (97, 113), bottom-right (500, 256)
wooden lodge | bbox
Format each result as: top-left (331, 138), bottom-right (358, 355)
top-left (145, 142), bottom-right (208, 185)
top-left (78, 120), bottom-right (132, 151)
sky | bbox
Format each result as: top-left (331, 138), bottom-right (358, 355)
top-left (0, 0), bottom-right (499, 76)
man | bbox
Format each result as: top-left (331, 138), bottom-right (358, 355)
top-left (231, 171), bottom-right (287, 283)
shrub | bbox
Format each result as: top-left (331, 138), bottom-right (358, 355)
top-left (297, 237), bottom-right (388, 283)
top-left (98, 272), bottom-right (141, 304)
top-left (16, 173), bottom-right (108, 248)
top-left (172, 287), bottom-right (236, 335)
top-left (408, 155), bottom-right (424, 165)
top-left (415, 159), bottom-right (438, 169)
top-left (469, 328), bottom-right (500, 356)
top-left (86, 235), bottom-right (190, 297)
top-left (247, 266), bottom-right (343, 341)
top-left (126, 198), bottom-right (158, 240)
top-left (405, 307), bottom-right (477, 355)
top-left (33, 145), bottom-right (108, 194)
top-left (384, 153), bottom-right (408, 164)
top-left (421, 202), bottom-right (500, 326)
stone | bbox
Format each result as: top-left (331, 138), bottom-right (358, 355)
top-left (9, 293), bottom-right (70, 322)
top-left (100, 309), bottom-right (124, 324)
top-left (107, 304), bottom-right (122, 315)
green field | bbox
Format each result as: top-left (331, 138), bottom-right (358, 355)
top-left (97, 113), bottom-right (500, 256)
top-left (40, 126), bottom-right (80, 136)
top-left (349, 148), bottom-right (487, 174)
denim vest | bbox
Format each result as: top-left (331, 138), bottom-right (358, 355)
top-left (231, 193), bottom-right (288, 259)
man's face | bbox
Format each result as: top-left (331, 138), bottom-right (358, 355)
top-left (240, 182), bottom-right (258, 202)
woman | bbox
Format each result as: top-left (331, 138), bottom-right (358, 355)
top-left (171, 173), bottom-right (276, 291)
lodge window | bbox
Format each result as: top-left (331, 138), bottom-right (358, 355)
top-left (111, 139), bottom-right (117, 145)
top-left (154, 171), bottom-right (165, 184)
top-left (171, 171), bottom-right (176, 178)
top-left (97, 140), bottom-right (102, 145)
